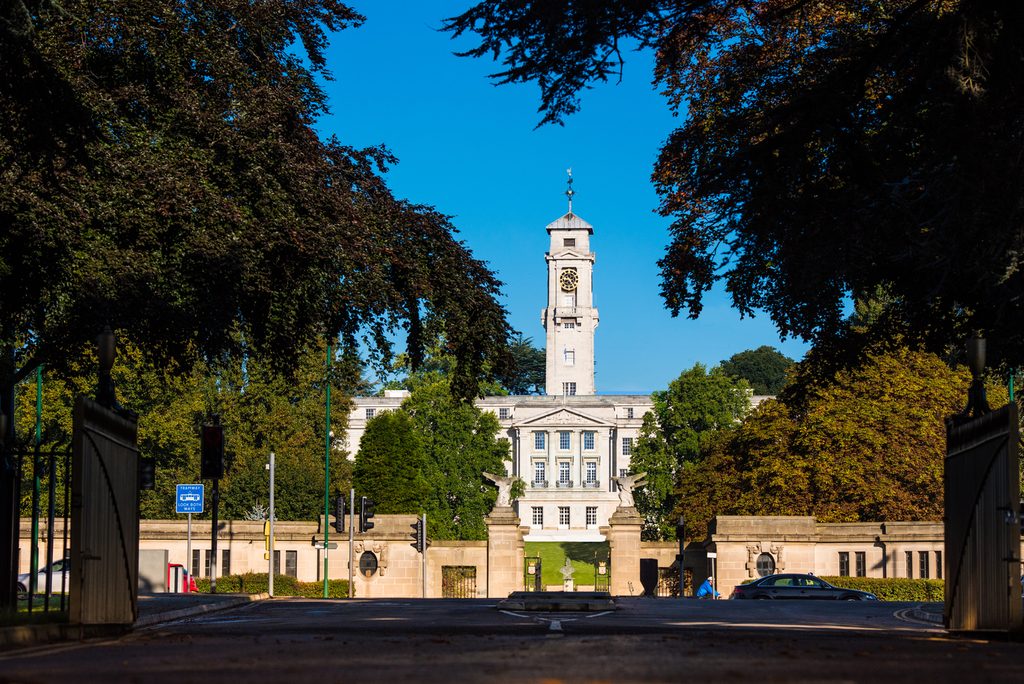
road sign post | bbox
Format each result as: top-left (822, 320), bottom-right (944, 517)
top-left (176, 484), bottom-right (204, 584)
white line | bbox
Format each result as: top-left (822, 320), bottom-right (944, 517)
top-left (548, 621), bottom-right (562, 632)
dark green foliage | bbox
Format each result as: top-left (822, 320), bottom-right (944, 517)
top-left (353, 412), bottom-right (429, 514)
top-left (445, 2), bottom-right (1024, 370)
top-left (195, 573), bottom-right (349, 598)
top-left (719, 346), bottom-right (794, 395)
top-left (819, 577), bottom-right (944, 602)
top-left (499, 334), bottom-right (545, 395)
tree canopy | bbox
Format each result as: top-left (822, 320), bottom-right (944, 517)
top-left (719, 346), bottom-right (794, 395)
top-left (444, 2), bottom-right (1024, 368)
top-left (2, 0), bottom-right (511, 401)
top-left (498, 334), bottom-right (545, 395)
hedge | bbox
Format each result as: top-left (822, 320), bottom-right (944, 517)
top-left (820, 576), bottom-right (944, 601)
top-left (194, 572), bottom-right (350, 598)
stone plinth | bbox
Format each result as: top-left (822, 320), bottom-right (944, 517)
top-left (485, 507), bottom-right (524, 598)
top-left (605, 507), bottom-right (643, 597)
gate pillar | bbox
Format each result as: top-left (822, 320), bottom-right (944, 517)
top-left (605, 507), bottom-right (643, 596)
top-left (485, 506), bottom-right (524, 598)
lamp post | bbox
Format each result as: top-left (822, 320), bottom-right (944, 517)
top-left (676, 515), bottom-right (686, 598)
top-left (323, 341), bottom-right (332, 599)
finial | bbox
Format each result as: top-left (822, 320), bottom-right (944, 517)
top-left (565, 167), bottom-right (575, 214)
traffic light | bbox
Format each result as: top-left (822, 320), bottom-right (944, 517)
top-left (334, 495), bottom-right (346, 534)
top-left (200, 423), bottom-right (224, 480)
top-left (138, 457), bottom-right (156, 490)
top-left (359, 496), bottom-right (375, 533)
top-left (410, 518), bottom-right (425, 553)
top-left (263, 520), bottom-right (270, 561)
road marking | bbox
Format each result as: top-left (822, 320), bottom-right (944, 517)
top-left (548, 621), bottom-right (562, 632)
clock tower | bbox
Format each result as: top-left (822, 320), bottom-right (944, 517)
top-left (542, 174), bottom-right (598, 395)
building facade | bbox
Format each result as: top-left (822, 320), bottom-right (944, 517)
top-left (345, 205), bottom-right (653, 541)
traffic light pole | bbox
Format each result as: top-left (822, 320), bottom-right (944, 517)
top-left (323, 342), bottom-right (331, 599)
top-left (348, 487), bottom-right (354, 598)
top-left (421, 513), bottom-right (427, 599)
top-left (268, 450), bottom-right (275, 598)
top-left (210, 477), bottom-right (219, 593)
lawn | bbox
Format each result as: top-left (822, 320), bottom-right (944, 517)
top-left (524, 542), bottom-right (609, 587)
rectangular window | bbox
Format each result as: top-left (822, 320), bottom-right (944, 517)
top-left (905, 551), bottom-right (913, 578)
top-left (221, 549), bottom-right (231, 577)
top-left (559, 431), bottom-right (571, 450)
top-left (585, 461), bottom-right (597, 483)
top-left (533, 461), bottom-right (546, 484)
top-left (935, 551), bottom-right (942, 580)
top-left (562, 382), bottom-right (577, 396)
top-left (559, 461), bottom-right (570, 483)
top-left (919, 551), bottom-right (930, 579)
top-left (204, 549), bottom-right (214, 578)
top-left (621, 437), bottom-right (633, 456)
top-left (285, 550), bottom-right (298, 578)
top-left (586, 506), bottom-right (597, 526)
top-left (855, 551), bottom-right (866, 577)
top-left (365, 408), bottom-right (375, 420)
top-left (534, 432), bottom-right (546, 450)
top-left (498, 407), bottom-right (510, 420)
top-left (273, 550), bottom-right (281, 576)
top-left (562, 294), bottom-right (576, 307)
top-left (619, 469), bottom-right (629, 478)
top-left (558, 506), bottom-right (570, 526)
top-left (564, 350), bottom-right (575, 366)
top-left (626, 407), bottom-right (634, 419)
top-left (563, 322), bottom-right (576, 329)
top-left (532, 507), bottom-right (543, 527)
top-left (838, 552), bottom-right (850, 577)
top-left (564, 238), bottom-right (576, 247)
top-left (192, 549), bottom-right (201, 578)
top-left (583, 431), bottom-right (595, 450)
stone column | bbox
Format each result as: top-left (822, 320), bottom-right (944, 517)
top-left (605, 506), bottom-right (643, 596)
top-left (486, 507), bottom-right (525, 598)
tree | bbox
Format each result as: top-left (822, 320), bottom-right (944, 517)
top-left (720, 346), bottom-right (794, 395)
top-left (677, 347), bottom-right (1003, 540)
top-left (498, 334), bottom-right (545, 395)
top-left (630, 363), bottom-right (750, 539)
top-left (353, 412), bottom-right (429, 515)
top-left (444, 2), bottom-right (1024, 368)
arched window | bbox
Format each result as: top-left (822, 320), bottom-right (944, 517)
top-left (756, 553), bottom-right (776, 577)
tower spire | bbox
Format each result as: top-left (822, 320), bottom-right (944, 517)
top-left (565, 167), bottom-right (575, 214)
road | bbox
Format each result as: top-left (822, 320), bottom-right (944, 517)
top-left (1, 598), bottom-right (1021, 683)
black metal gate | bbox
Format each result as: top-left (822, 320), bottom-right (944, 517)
top-left (945, 397), bottom-right (1023, 632)
top-left (657, 567), bottom-right (680, 597)
top-left (594, 558), bottom-right (609, 592)
top-left (524, 556), bottom-right (542, 591)
top-left (441, 566), bottom-right (477, 598)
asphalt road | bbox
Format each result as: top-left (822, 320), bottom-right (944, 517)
top-left (1, 598), bottom-right (1021, 683)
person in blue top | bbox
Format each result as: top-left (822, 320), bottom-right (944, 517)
top-left (696, 576), bottom-right (720, 599)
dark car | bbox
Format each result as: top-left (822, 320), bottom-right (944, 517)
top-left (729, 573), bottom-right (878, 601)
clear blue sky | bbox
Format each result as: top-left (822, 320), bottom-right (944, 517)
top-left (318, 2), bottom-right (809, 394)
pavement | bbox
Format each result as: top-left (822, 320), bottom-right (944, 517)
top-left (0, 591), bottom-right (268, 650)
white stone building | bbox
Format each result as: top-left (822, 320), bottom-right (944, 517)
top-left (345, 203), bottom-right (654, 542)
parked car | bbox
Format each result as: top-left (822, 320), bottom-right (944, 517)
top-left (167, 563), bottom-right (198, 593)
top-left (17, 557), bottom-right (70, 596)
top-left (729, 573), bottom-right (878, 601)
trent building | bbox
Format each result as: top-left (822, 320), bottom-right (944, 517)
top-left (346, 191), bottom-right (653, 542)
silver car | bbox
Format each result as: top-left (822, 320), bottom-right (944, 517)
top-left (17, 557), bottom-right (70, 595)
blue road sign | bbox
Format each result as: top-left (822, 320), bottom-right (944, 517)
top-left (176, 484), bottom-right (205, 514)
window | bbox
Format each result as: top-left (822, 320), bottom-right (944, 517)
top-left (583, 431), bottom-right (595, 450)
top-left (273, 550), bottom-right (280, 575)
top-left (626, 407), bottom-right (634, 419)
top-left (532, 507), bottom-right (543, 527)
top-left (533, 461), bottom-right (546, 484)
top-left (838, 552), bottom-right (850, 577)
top-left (534, 432), bottom-right (546, 450)
top-left (285, 550), bottom-right (298, 578)
top-left (855, 551), bottom-right (866, 577)
top-left (756, 553), bottom-right (776, 577)
top-left (622, 437), bottom-right (633, 456)
top-left (365, 408), bottom-right (375, 420)
top-left (498, 407), bottom-right (510, 420)
top-left (562, 294), bottom-right (576, 307)
top-left (221, 549), bottom-right (231, 577)
top-left (563, 322), bottom-right (576, 329)
top-left (192, 549), bottom-right (201, 578)
top-left (564, 349), bottom-right (575, 366)
top-left (204, 549), bottom-right (214, 578)
top-left (919, 551), bottom-right (930, 579)
top-left (619, 469), bottom-right (629, 478)
top-left (586, 506), bottom-right (597, 526)
top-left (559, 461), bottom-right (570, 483)
top-left (564, 238), bottom-right (576, 247)
top-left (585, 461), bottom-right (597, 483)
top-left (559, 431), bottom-right (571, 450)
top-left (935, 551), bottom-right (943, 579)
top-left (562, 382), bottom-right (577, 396)
top-left (905, 551), bottom-right (914, 578)
top-left (558, 506), bottom-right (570, 527)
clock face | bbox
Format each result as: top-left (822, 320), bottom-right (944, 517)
top-left (559, 269), bottom-right (579, 291)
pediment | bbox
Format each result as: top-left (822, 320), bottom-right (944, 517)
top-left (513, 407), bottom-right (614, 429)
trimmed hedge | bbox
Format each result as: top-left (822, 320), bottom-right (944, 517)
top-left (820, 576), bottom-right (944, 601)
top-left (195, 572), bottom-right (350, 598)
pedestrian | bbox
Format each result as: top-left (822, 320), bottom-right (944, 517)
top-left (696, 576), bottom-right (720, 599)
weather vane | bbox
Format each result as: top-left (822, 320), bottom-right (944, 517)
top-left (565, 167), bottom-right (575, 213)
